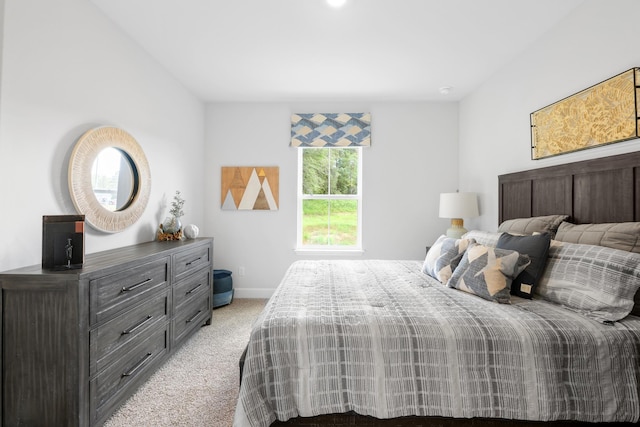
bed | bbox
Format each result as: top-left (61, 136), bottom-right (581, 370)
top-left (234, 151), bottom-right (640, 427)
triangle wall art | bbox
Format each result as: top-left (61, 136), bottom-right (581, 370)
top-left (221, 166), bottom-right (279, 211)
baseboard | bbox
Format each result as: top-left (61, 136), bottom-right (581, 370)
top-left (233, 288), bottom-right (275, 299)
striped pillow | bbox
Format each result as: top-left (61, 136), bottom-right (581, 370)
top-left (536, 241), bottom-right (640, 323)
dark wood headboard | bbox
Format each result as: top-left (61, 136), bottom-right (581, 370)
top-left (498, 151), bottom-right (640, 225)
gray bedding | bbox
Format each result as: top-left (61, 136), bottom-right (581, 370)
top-left (233, 260), bottom-right (640, 427)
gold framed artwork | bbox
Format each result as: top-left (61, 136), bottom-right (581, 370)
top-left (221, 166), bottom-right (279, 211)
top-left (531, 68), bottom-right (640, 160)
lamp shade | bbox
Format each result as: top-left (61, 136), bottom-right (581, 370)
top-left (439, 192), bottom-right (479, 219)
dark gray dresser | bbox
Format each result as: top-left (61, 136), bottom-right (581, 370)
top-left (0, 237), bottom-right (213, 426)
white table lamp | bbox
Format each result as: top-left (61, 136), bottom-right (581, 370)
top-left (439, 192), bottom-right (479, 239)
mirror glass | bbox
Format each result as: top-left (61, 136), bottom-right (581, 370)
top-left (91, 147), bottom-right (134, 212)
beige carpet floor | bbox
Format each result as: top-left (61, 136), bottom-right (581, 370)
top-left (104, 298), bottom-right (267, 427)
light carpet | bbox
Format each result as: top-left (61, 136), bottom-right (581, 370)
top-left (104, 298), bottom-right (267, 427)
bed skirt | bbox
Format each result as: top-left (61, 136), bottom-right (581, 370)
top-left (270, 413), bottom-right (639, 426)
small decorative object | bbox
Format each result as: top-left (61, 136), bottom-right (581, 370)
top-left (162, 216), bottom-right (182, 234)
top-left (531, 68), bottom-right (640, 159)
top-left (184, 224), bottom-right (199, 239)
top-left (42, 215), bottom-right (85, 270)
top-left (158, 191), bottom-right (185, 241)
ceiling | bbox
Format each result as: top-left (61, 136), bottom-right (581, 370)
top-left (90, 0), bottom-right (585, 103)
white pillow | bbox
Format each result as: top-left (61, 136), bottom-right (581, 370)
top-left (461, 230), bottom-right (502, 247)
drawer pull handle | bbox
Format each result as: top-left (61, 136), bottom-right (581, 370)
top-left (122, 315), bottom-right (153, 335)
top-left (186, 310), bottom-right (202, 324)
top-left (121, 278), bottom-right (152, 293)
top-left (186, 283), bottom-right (202, 295)
top-left (185, 257), bottom-right (202, 266)
top-left (122, 352), bottom-right (153, 377)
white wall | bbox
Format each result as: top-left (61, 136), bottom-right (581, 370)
top-left (205, 102), bottom-right (459, 297)
top-left (0, 0), bottom-right (205, 271)
top-left (459, 0), bottom-right (640, 231)
top-left (10, 0), bottom-right (619, 296)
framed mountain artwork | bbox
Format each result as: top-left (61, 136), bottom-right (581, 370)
top-left (221, 166), bottom-right (279, 211)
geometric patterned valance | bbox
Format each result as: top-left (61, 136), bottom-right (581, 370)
top-left (290, 113), bottom-right (371, 147)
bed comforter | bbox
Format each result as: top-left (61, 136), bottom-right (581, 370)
top-left (234, 260), bottom-right (640, 427)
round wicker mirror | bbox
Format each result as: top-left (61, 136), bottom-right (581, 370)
top-left (68, 126), bottom-right (151, 233)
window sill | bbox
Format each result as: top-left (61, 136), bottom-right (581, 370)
top-left (294, 248), bottom-right (365, 256)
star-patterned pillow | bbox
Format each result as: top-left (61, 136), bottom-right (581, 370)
top-left (422, 235), bottom-right (475, 284)
top-left (447, 243), bottom-right (531, 303)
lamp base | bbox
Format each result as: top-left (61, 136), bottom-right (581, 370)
top-left (445, 218), bottom-right (467, 239)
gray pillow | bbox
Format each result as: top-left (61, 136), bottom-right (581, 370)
top-left (498, 215), bottom-right (569, 237)
top-left (496, 232), bottom-right (551, 299)
top-left (536, 241), bottom-right (640, 323)
top-left (555, 221), bottom-right (640, 253)
top-left (448, 243), bottom-right (530, 304)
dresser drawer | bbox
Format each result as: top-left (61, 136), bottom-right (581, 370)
top-left (90, 257), bottom-right (169, 325)
top-left (91, 327), bottom-right (169, 423)
top-left (173, 295), bottom-right (210, 346)
top-left (90, 292), bottom-right (169, 377)
top-left (173, 267), bottom-right (211, 311)
top-left (173, 244), bottom-right (211, 282)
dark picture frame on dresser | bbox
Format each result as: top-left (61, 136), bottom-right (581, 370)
top-left (0, 237), bottom-right (213, 427)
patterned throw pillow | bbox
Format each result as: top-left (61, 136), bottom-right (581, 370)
top-left (422, 235), bottom-right (475, 284)
top-left (447, 243), bottom-right (531, 303)
top-left (496, 232), bottom-right (551, 299)
top-left (536, 241), bottom-right (640, 323)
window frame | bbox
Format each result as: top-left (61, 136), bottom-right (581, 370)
top-left (295, 146), bottom-right (363, 253)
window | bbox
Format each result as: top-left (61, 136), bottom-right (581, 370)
top-left (297, 147), bottom-right (362, 251)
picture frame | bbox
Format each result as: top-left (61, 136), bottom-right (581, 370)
top-left (221, 166), bottom-right (279, 211)
top-left (531, 68), bottom-right (640, 159)
top-left (42, 215), bottom-right (85, 270)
